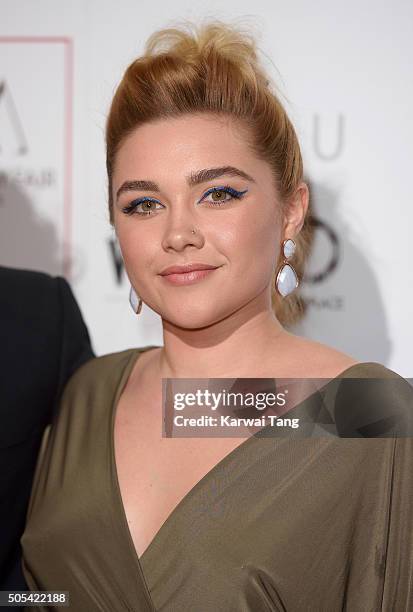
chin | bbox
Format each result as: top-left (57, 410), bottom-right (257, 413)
top-left (161, 305), bottom-right (226, 330)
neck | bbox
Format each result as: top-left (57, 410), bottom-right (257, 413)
top-left (155, 295), bottom-right (288, 379)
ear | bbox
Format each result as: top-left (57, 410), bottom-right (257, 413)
top-left (283, 182), bottom-right (309, 237)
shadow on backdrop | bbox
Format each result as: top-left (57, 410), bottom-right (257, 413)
top-left (292, 179), bottom-right (391, 365)
top-left (0, 181), bottom-right (62, 276)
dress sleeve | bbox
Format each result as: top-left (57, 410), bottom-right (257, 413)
top-left (381, 437), bottom-right (413, 608)
top-left (20, 424), bottom-right (52, 596)
top-left (333, 365), bottom-right (413, 606)
top-left (333, 364), bottom-right (413, 437)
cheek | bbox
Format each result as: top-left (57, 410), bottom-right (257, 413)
top-left (116, 224), bottom-right (154, 280)
top-left (219, 213), bottom-right (279, 281)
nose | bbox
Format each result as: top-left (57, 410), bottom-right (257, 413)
top-left (161, 214), bottom-right (205, 252)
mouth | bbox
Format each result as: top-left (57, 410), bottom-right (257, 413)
top-left (159, 266), bottom-right (221, 286)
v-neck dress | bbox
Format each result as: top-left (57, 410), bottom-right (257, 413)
top-left (21, 346), bottom-right (413, 611)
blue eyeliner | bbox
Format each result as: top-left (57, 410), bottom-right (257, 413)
top-left (122, 185), bottom-right (248, 216)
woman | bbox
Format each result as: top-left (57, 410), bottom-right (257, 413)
top-left (21, 20), bottom-right (412, 611)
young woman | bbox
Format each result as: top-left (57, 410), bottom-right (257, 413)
top-left (21, 20), bottom-right (412, 611)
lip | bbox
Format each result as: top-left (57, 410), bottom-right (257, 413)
top-left (159, 263), bottom-right (219, 276)
top-left (160, 268), bottom-right (219, 286)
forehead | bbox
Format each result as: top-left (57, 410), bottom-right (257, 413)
top-left (113, 114), bottom-right (255, 178)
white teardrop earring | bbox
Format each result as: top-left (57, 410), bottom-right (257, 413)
top-left (129, 285), bottom-right (143, 315)
top-left (275, 238), bottom-right (299, 297)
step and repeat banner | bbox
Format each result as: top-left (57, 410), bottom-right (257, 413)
top-left (1, 0), bottom-right (412, 375)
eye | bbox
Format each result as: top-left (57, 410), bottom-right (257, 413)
top-left (200, 185), bottom-right (248, 206)
top-left (121, 185), bottom-right (248, 216)
top-left (121, 197), bottom-right (164, 216)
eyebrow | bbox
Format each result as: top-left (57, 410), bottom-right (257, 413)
top-left (115, 166), bottom-right (255, 201)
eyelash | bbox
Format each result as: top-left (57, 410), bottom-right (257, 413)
top-left (121, 185), bottom-right (248, 216)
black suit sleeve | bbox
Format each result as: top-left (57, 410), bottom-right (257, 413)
top-left (0, 269), bottom-right (95, 599)
top-left (52, 276), bottom-right (95, 417)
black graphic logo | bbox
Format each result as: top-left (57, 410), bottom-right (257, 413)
top-left (0, 80), bottom-right (28, 155)
top-left (303, 216), bottom-right (340, 283)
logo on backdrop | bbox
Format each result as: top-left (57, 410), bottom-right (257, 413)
top-left (304, 217), bottom-right (340, 283)
top-left (0, 80), bottom-right (56, 189)
top-left (108, 237), bottom-right (124, 284)
top-left (299, 113), bottom-right (346, 312)
top-left (0, 80), bottom-right (28, 155)
top-left (0, 37), bottom-right (72, 276)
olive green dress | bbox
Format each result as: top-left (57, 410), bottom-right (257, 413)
top-left (21, 346), bottom-right (413, 611)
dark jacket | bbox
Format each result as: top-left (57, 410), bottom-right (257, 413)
top-left (0, 266), bottom-right (95, 595)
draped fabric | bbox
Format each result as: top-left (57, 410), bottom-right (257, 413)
top-left (21, 347), bottom-right (413, 611)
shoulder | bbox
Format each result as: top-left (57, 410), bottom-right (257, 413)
top-left (60, 348), bottom-right (137, 401)
top-left (281, 334), bottom-right (413, 436)
top-left (0, 266), bottom-right (59, 312)
top-left (0, 265), bottom-right (56, 287)
top-left (338, 361), bottom-right (406, 379)
top-left (0, 266), bottom-right (77, 320)
top-left (332, 362), bottom-right (413, 437)
top-left (0, 265), bottom-right (79, 302)
top-left (56, 345), bottom-right (160, 414)
top-left (48, 348), bottom-right (139, 432)
top-left (280, 333), bottom-right (360, 377)
top-left (284, 333), bottom-right (406, 382)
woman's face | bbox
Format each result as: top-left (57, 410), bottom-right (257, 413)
top-left (113, 113), bottom-right (289, 328)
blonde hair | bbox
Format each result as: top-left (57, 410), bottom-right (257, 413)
top-left (105, 19), bottom-right (313, 326)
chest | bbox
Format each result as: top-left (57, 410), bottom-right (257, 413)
top-left (113, 384), bottom-right (246, 559)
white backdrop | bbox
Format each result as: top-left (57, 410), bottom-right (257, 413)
top-left (1, 0), bottom-right (412, 376)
